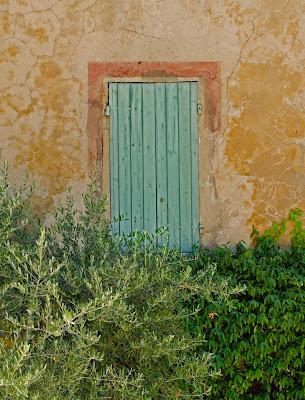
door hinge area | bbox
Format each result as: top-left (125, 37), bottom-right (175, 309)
top-left (197, 103), bottom-right (202, 115)
top-left (104, 104), bottom-right (111, 116)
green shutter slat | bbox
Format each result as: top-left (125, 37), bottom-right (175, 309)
top-left (190, 82), bottom-right (200, 245)
top-left (118, 83), bottom-right (132, 235)
top-left (155, 83), bottom-right (168, 244)
top-left (110, 83), bottom-right (120, 235)
top-left (166, 83), bottom-right (180, 248)
top-left (178, 82), bottom-right (193, 252)
top-left (143, 83), bottom-right (157, 235)
top-left (130, 83), bottom-right (144, 231)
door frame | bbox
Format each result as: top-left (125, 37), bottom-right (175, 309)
top-left (88, 62), bottom-right (221, 243)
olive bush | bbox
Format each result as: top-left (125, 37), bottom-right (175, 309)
top-left (0, 164), bottom-right (239, 399)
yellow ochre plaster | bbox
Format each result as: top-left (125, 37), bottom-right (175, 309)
top-left (0, 0), bottom-right (304, 245)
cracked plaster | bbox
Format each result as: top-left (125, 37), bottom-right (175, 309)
top-left (0, 0), bottom-right (304, 245)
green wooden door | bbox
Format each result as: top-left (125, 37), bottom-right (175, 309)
top-left (109, 82), bottom-right (200, 252)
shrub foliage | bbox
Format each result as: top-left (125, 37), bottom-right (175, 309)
top-left (192, 210), bottom-right (305, 399)
top-left (0, 165), bottom-right (237, 399)
top-left (2, 163), bottom-right (305, 399)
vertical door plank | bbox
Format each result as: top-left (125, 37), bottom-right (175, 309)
top-left (117, 83), bottom-right (132, 235)
top-left (190, 82), bottom-right (200, 245)
top-left (142, 83), bottom-right (157, 235)
top-left (155, 83), bottom-right (168, 243)
top-left (166, 83), bottom-right (180, 249)
top-left (130, 84), bottom-right (144, 231)
top-left (178, 82), bottom-right (193, 252)
top-left (109, 83), bottom-right (120, 234)
top-left (109, 83), bottom-right (120, 235)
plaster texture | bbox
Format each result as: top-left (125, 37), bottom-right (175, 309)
top-left (0, 0), bottom-right (304, 244)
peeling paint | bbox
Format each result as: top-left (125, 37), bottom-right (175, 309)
top-left (225, 0), bottom-right (305, 234)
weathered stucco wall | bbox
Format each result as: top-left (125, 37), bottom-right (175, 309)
top-left (0, 0), bottom-right (304, 244)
